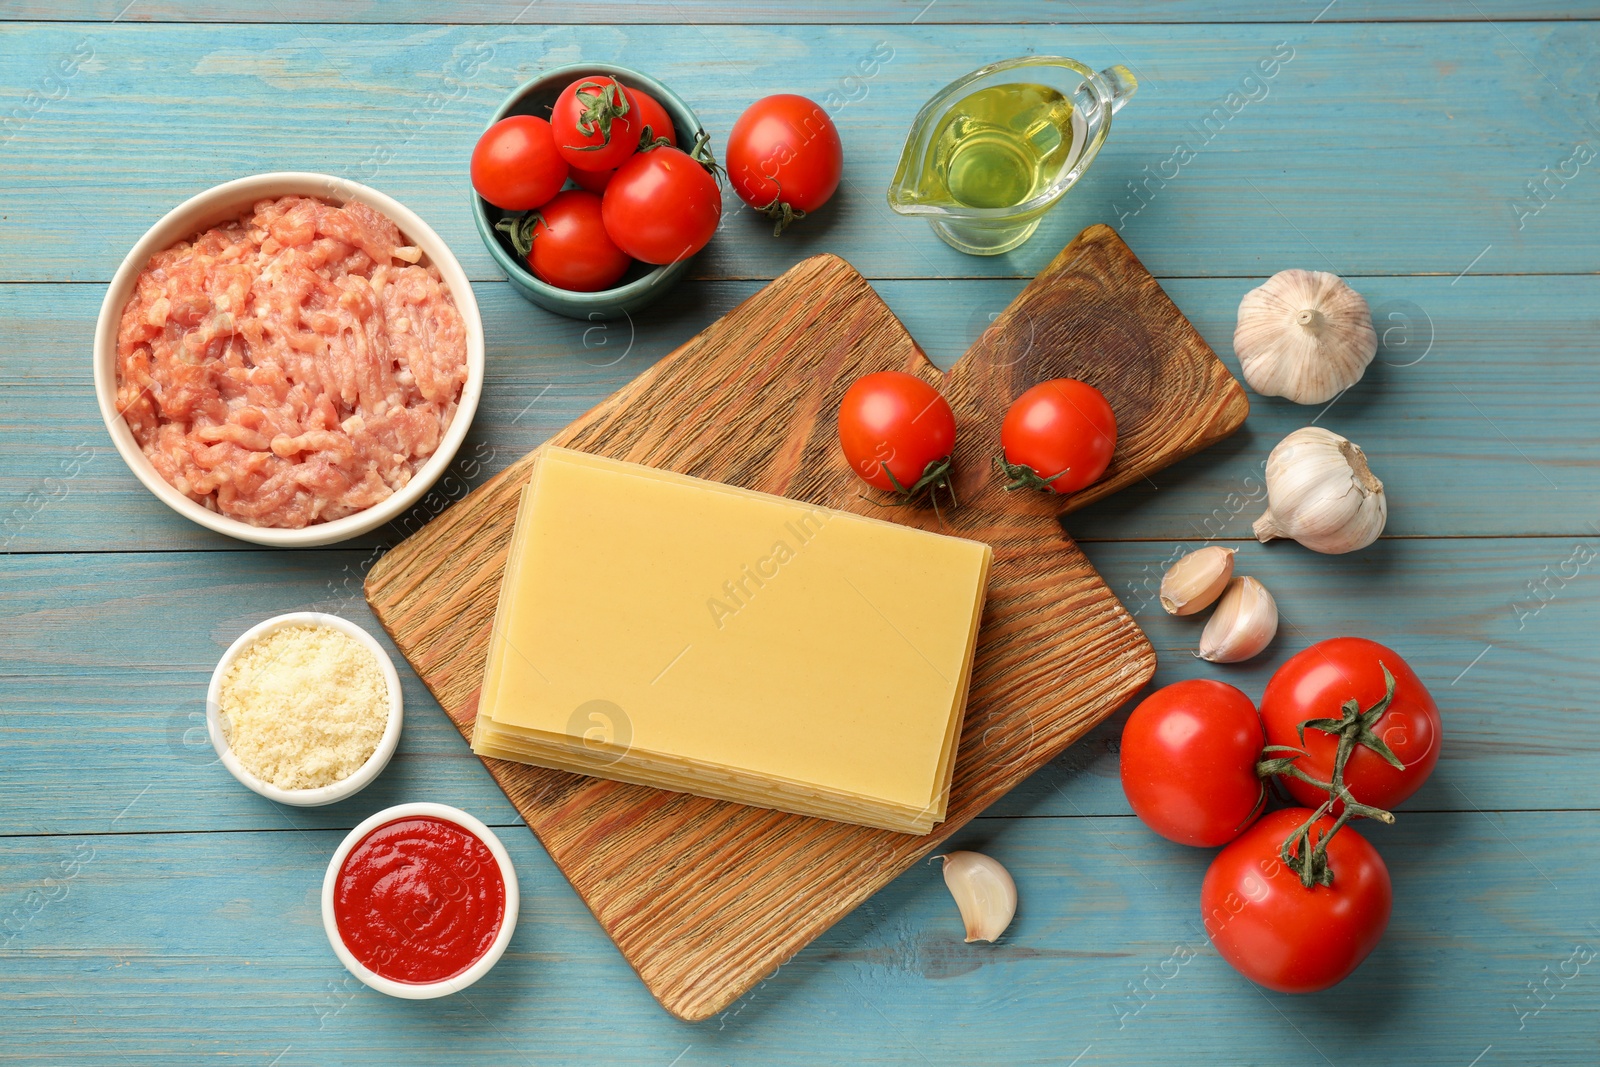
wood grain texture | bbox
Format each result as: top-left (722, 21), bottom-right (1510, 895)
top-left (3, 814), bottom-right (1598, 1066)
top-left (5, 272), bottom-right (1598, 552)
top-left (3, 23), bottom-right (1599, 283)
top-left (15, 1), bottom-right (1599, 21)
top-left (6, 532), bottom-right (1600, 835)
top-left (364, 238), bottom-right (1245, 1018)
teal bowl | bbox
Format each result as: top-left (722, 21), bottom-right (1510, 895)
top-left (471, 63), bottom-right (704, 321)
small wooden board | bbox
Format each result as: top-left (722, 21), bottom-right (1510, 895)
top-left (365, 225), bottom-right (1248, 1021)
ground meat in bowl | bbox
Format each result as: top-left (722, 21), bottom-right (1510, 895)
top-left (114, 195), bottom-right (470, 529)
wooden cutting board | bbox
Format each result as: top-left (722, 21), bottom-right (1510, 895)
top-left (365, 224), bottom-right (1248, 1021)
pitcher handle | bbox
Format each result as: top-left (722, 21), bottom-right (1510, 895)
top-left (1097, 64), bottom-right (1139, 114)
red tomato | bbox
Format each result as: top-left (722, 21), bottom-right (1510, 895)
top-left (1261, 638), bottom-right (1442, 812)
top-left (725, 94), bottom-right (843, 231)
top-left (522, 191), bottom-right (631, 293)
top-left (836, 371), bottom-right (956, 494)
top-left (570, 166), bottom-right (614, 193)
top-left (631, 87), bottom-right (677, 148)
top-left (601, 146), bottom-right (721, 264)
top-left (1202, 808), bottom-right (1392, 993)
top-left (550, 76), bottom-right (641, 171)
top-left (1119, 680), bottom-right (1265, 847)
top-left (998, 379), bottom-right (1117, 494)
top-left (470, 115), bottom-right (568, 211)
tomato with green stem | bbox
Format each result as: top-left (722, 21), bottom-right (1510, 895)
top-left (1119, 680), bottom-right (1266, 847)
top-left (725, 94), bottom-right (843, 234)
top-left (495, 191), bottom-right (632, 293)
top-left (470, 115), bottom-right (568, 211)
top-left (1261, 638), bottom-right (1441, 812)
top-left (996, 378), bottom-right (1117, 494)
top-left (601, 136), bottom-right (722, 265)
top-left (550, 76), bottom-right (641, 171)
top-left (837, 371), bottom-right (957, 502)
top-left (569, 89), bottom-right (675, 195)
top-left (1201, 808), bottom-right (1392, 993)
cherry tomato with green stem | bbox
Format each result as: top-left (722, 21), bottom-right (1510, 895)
top-left (1120, 680), bottom-right (1266, 847)
top-left (1202, 808), bottom-right (1392, 993)
top-left (470, 115), bottom-right (568, 211)
top-left (550, 76), bottom-right (641, 171)
top-left (996, 378), bottom-right (1117, 494)
top-left (1260, 637), bottom-right (1442, 813)
top-left (836, 371), bottom-right (957, 500)
top-left (725, 94), bottom-right (843, 234)
top-left (495, 191), bottom-right (632, 293)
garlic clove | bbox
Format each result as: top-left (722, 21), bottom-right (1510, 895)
top-left (1196, 576), bottom-right (1278, 663)
top-left (1253, 426), bottom-right (1387, 554)
top-left (1235, 269), bottom-right (1377, 405)
top-left (1159, 546), bottom-right (1237, 616)
top-left (938, 851), bottom-right (1016, 944)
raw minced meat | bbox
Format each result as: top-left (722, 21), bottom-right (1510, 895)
top-left (115, 195), bottom-right (469, 528)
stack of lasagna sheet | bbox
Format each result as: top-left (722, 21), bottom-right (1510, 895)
top-left (471, 447), bottom-right (992, 834)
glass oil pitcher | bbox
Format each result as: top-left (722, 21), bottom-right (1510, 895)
top-left (887, 56), bottom-right (1138, 256)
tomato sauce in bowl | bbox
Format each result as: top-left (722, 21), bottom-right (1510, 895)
top-left (322, 804), bottom-right (517, 998)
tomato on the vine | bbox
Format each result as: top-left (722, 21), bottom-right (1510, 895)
top-left (470, 115), bottom-right (568, 211)
top-left (997, 378), bottom-right (1117, 494)
top-left (836, 371), bottom-right (956, 496)
top-left (521, 191), bottom-right (631, 293)
top-left (550, 76), bottom-right (641, 171)
top-left (1261, 637), bottom-right (1441, 812)
top-left (725, 94), bottom-right (843, 233)
top-left (1202, 808), bottom-right (1392, 993)
top-left (601, 145), bottom-right (722, 264)
top-left (1120, 680), bottom-right (1265, 847)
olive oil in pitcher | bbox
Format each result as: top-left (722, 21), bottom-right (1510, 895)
top-left (920, 83), bottom-right (1077, 210)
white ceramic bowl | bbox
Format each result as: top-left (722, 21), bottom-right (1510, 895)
top-left (322, 802), bottom-right (519, 999)
top-left (207, 612), bottom-right (404, 807)
top-left (93, 172), bottom-right (486, 547)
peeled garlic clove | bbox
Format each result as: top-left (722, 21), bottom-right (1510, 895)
top-left (1197, 576), bottom-right (1278, 663)
top-left (1160, 546), bottom-right (1237, 616)
top-left (1235, 269), bottom-right (1377, 405)
top-left (938, 851), bottom-right (1016, 944)
top-left (1254, 426), bottom-right (1387, 554)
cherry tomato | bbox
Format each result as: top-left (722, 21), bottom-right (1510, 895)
top-left (521, 191), bottom-right (632, 293)
top-left (997, 379), bottom-right (1117, 494)
top-left (601, 146), bottom-right (721, 264)
top-left (836, 371), bottom-right (956, 494)
top-left (725, 94), bottom-right (843, 231)
top-left (550, 76), bottom-right (641, 171)
top-left (630, 87), bottom-right (677, 148)
top-left (470, 115), bottom-right (568, 211)
top-left (1202, 808), bottom-right (1392, 993)
top-left (1119, 680), bottom-right (1265, 847)
top-left (570, 166), bottom-right (614, 193)
top-left (1261, 637), bottom-right (1442, 812)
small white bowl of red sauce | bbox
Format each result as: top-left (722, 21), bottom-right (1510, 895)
top-left (322, 803), bottom-right (518, 998)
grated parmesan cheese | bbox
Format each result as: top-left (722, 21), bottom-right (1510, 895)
top-left (219, 623), bottom-right (390, 790)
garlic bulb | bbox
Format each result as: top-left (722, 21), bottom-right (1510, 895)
top-left (1254, 427), bottom-right (1387, 554)
top-left (1235, 269), bottom-right (1377, 404)
top-left (938, 851), bottom-right (1016, 943)
top-left (1160, 546), bottom-right (1236, 616)
top-left (1197, 577), bottom-right (1278, 663)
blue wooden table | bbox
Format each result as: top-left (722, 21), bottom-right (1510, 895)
top-left (4, 3), bottom-right (1599, 1064)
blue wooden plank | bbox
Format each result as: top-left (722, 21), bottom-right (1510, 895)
top-left (3, 534), bottom-right (1595, 833)
top-left (10, 2), bottom-right (1600, 21)
top-left (1, 23), bottom-right (1597, 281)
top-left (5, 271), bottom-right (1594, 553)
top-left (1, 814), bottom-right (1595, 1063)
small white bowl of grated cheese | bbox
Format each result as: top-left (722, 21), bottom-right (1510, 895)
top-left (207, 612), bottom-right (404, 807)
